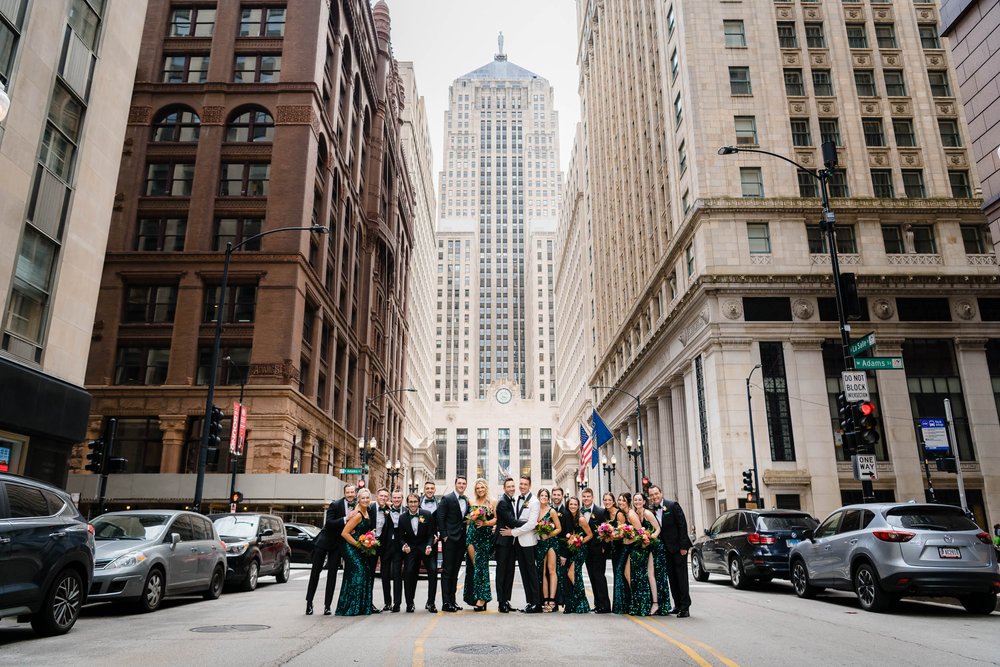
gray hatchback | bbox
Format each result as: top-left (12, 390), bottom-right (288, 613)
top-left (789, 502), bottom-right (999, 614)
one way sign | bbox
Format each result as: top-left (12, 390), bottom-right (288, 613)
top-left (852, 455), bottom-right (878, 481)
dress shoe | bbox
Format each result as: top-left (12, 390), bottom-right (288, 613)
top-left (406, 604), bottom-right (415, 613)
top-left (391, 604), bottom-right (400, 613)
top-left (666, 608), bottom-right (680, 615)
top-left (442, 603), bottom-right (458, 612)
top-left (425, 603), bottom-right (438, 613)
top-left (523, 604), bottom-right (542, 614)
top-left (323, 607), bottom-right (332, 616)
top-left (498, 603), bottom-right (510, 614)
top-left (306, 602), bottom-right (314, 615)
top-left (370, 605), bottom-right (381, 614)
top-left (382, 603), bottom-right (392, 612)
top-left (594, 608), bottom-right (612, 614)
top-left (676, 609), bottom-right (690, 618)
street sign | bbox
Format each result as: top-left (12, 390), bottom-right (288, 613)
top-left (852, 454), bottom-right (878, 481)
top-left (229, 402), bottom-right (248, 455)
top-left (841, 371), bottom-right (870, 402)
top-left (853, 357), bottom-right (904, 371)
top-left (849, 332), bottom-right (876, 357)
top-left (920, 418), bottom-right (950, 452)
top-left (340, 467), bottom-right (364, 475)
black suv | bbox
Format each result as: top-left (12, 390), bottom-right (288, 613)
top-left (209, 513), bottom-right (291, 591)
top-left (691, 509), bottom-right (818, 589)
top-left (0, 473), bottom-right (94, 635)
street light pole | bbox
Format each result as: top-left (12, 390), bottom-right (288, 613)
top-left (746, 364), bottom-right (763, 507)
top-left (591, 385), bottom-right (645, 483)
top-left (601, 454), bottom-right (616, 493)
top-left (226, 356), bottom-right (248, 508)
top-left (193, 225), bottom-right (329, 512)
top-left (360, 387), bottom-right (416, 486)
top-left (625, 436), bottom-right (641, 492)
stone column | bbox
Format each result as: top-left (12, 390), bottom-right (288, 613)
top-left (874, 338), bottom-right (924, 503)
top-left (670, 377), bottom-right (692, 514)
top-left (301, 431), bottom-right (316, 474)
top-left (955, 338), bottom-right (1000, 520)
top-left (159, 415), bottom-right (189, 473)
top-left (655, 391), bottom-right (677, 496)
top-left (642, 401), bottom-right (660, 485)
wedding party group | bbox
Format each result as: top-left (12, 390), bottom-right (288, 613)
top-left (305, 474), bottom-right (693, 619)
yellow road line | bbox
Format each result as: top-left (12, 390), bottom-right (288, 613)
top-left (653, 622), bottom-right (741, 667)
top-left (411, 615), bottom-right (440, 667)
top-left (627, 616), bottom-right (717, 667)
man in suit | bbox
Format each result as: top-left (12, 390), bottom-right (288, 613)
top-left (306, 485), bottom-right (358, 615)
top-left (580, 487), bottom-right (611, 613)
top-left (418, 481), bottom-right (440, 612)
top-left (379, 490), bottom-right (405, 612)
top-left (436, 476), bottom-right (469, 612)
top-left (649, 485), bottom-right (693, 617)
top-left (400, 493), bottom-right (434, 613)
top-left (369, 488), bottom-right (390, 610)
top-left (494, 477), bottom-right (517, 613)
top-left (500, 474), bottom-right (541, 613)
top-left (550, 486), bottom-right (572, 608)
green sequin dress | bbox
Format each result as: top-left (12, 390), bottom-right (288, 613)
top-left (611, 512), bottom-right (632, 614)
top-left (651, 536), bottom-right (673, 615)
top-left (534, 509), bottom-right (562, 598)
top-left (564, 526), bottom-right (591, 614)
top-left (463, 505), bottom-right (494, 606)
top-left (627, 519), bottom-right (655, 616)
top-left (335, 517), bottom-right (373, 616)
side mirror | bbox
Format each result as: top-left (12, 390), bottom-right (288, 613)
top-left (801, 528), bottom-right (815, 541)
top-left (170, 533), bottom-right (181, 548)
top-left (261, 528), bottom-right (274, 538)
top-left (703, 528), bottom-right (712, 537)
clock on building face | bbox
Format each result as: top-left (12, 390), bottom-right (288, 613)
top-left (496, 388), bottom-right (512, 404)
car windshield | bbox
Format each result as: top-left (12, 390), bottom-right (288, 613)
top-left (213, 515), bottom-right (259, 538)
top-left (885, 506), bottom-right (979, 532)
top-left (756, 515), bottom-right (818, 531)
top-left (93, 514), bottom-right (170, 541)
top-left (295, 524), bottom-right (319, 537)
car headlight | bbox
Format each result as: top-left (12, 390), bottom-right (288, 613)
top-left (108, 552), bottom-right (147, 569)
top-left (226, 541), bottom-right (250, 556)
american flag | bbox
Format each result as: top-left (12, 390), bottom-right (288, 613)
top-left (579, 424), bottom-right (594, 483)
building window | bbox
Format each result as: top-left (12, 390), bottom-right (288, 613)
top-left (938, 119), bottom-right (961, 147)
top-left (518, 428), bottom-right (531, 479)
top-left (0, 0), bottom-right (26, 86)
top-left (807, 223), bottom-right (856, 254)
top-left (948, 170), bottom-right (972, 198)
top-left (912, 224), bottom-right (937, 253)
top-left (677, 140), bottom-right (687, 173)
top-left (233, 54), bottom-right (281, 83)
top-left (695, 356), bottom-right (710, 469)
top-left (784, 68), bottom-right (805, 96)
top-left (805, 22), bottom-right (825, 48)
top-left (137, 217), bottom-right (185, 251)
top-left (875, 23), bottom-right (897, 49)
top-left (145, 162), bottom-right (194, 196)
top-left (881, 224), bottom-right (905, 254)
top-left (740, 167), bottom-right (763, 198)
top-left (919, 24), bottom-right (941, 49)
top-left (203, 284), bottom-right (257, 323)
top-left (196, 345), bottom-right (251, 385)
top-left (854, 70), bottom-right (876, 97)
top-left (828, 169), bottom-right (849, 198)
top-left (434, 428), bottom-right (447, 479)
top-left (114, 345), bottom-right (170, 385)
top-left (961, 224), bottom-right (990, 255)
top-left (883, 69), bottom-right (906, 96)
top-left (901, 170), bottom-right (926, 198)
top-left (219, 162), bottom-right (269, 196)
top-left (846, 24), bottom-right (868, 49)
top-left (168, 7), bottom-right (215, 37)
top-left (498, 427), bottom-right (511, 483)
top-left (670, 48), bottom-right (679, 80)
top-left (871, 169), bottom-right (894, 198)
top-left (928, 71), bottom-right (952, 96)
top-left (724, 20), bottom-right (746, 47)
top-left (215, 217), bottom-right (262, 251)
top-left (862, 118), bottom-right (885, 146)
top-left (239, 6), bottom-right (286, 37)
top-left (798, 172), bottom-right (818, 197)
top-left (735, 116), bottom-right (757, 145)
top-left (812, 69), bottom-right (833, 96)
top-left (777, 22), bottom-right (796, 48)
top-left (790, 118), bottom-right (811, 146)
top-left (124, 285), bottom-right (177, 323)
top-left (540, 428), bottom-right (552, 480)
top-left (226, 107), bottom-right (275, 142)
top-left (747, 222), bottom-right (771, 254)
top-left (476, 428), bottom-right (489, 479)
top-left (151, 106), bottom-right (201, 142)
top-left (760, 342), bottom-right (795, 462)
top-left (729, 66), bottom-right (751, 95)
top-left (686, 243), bottom-right (694, 276)
top-left (673, 92), bottom-right (683, 126)
top-left (113, 418), bottom-right (164, 474)
top-left (903, 339), bottom-right (974, 461)
top-left (162, 54), bottom-right (209, 83)
top-left (893, 118), bottom-right (917, 147)
top-left (819, 118), bottom-right (841, 145)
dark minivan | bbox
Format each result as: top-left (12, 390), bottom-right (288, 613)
top-left (691, 509), bottom-right (818, 589)
top-left (209, 513), bottom-right (291, 591)
top-left (0, 473), bottom-right (95, 635)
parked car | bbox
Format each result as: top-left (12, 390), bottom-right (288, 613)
top-left (690, 509), bottom-right (818, 588)
top-left (89, 510), bottom-right (226, 612)
top-left (284, 522), bottom-right (319, 563)
top-left (790, 502), bottom-right (1000, 614)
top-left (0, 473), bottom-right (94, 636)
top-left (209, 513), bottom-right (291, 591)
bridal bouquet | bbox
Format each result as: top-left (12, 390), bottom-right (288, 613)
top-left (619, 524), bottom-right (637, 542)
top-left (596, 522), bottom-right (616, 542)
top-left (635, 526), bottom-right (652, 547)
top-left (357, 531), bottom-right (380, 556)
top-left (466, 507), bottom-right (488, 525)
top-left (566, 533), bottom-right (585, 554)
top-left (535, 519), bottom-right (557, 538)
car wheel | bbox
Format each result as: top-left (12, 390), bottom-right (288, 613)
top-left (791, 559), bottom-right (820, 599)
top-left (136, 567), bottom-right (165, 613)
top-left (853, 562), bottom-right (892, 613)
top-left (240, 559), bottom-right (260, 592)
top-left (203, 564), bottom-right (225, 600)
top-left (275, 557), bottom-right (291, 584)
top-left (691, 552), bottom-right (709, 582)
top-left (729, 556), bottom-right (750, 590)
top-left (959, 593), bottom-right (997, 615)
top-left (30, 568), bottom-right (83, 636)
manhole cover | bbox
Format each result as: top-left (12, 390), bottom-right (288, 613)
top-left (191, 624), bottom-right (270, 633)
top-left (448, 644), bottom-right (520, 655)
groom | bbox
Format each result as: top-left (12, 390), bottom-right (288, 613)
top-left (500, 474), bottom-right (541, 613)
top-left (436, 476), bottom-right (469, 612)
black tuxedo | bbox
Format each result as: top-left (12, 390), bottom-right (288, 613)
top-left (494, 493), bottom-right (517, 606)
top-left (654, 499), bottom-right (692, 612)
top-left (380, 504), bottom-right (405, 607)
top-left (417, 495), bottom-right (440, 605)
top-left (400, 509), bottom-right (435, 606)
top-left (436, 491), bottom-right (469, 607)
top-left (307, 498), bottom-right (351, 608)
top-left (580, 504), bottom-right (611, 612)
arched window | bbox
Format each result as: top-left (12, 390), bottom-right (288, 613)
top-left (152, 106), bottom-right (200, 142)
top-left (226, 107), bottom-right (274, 143)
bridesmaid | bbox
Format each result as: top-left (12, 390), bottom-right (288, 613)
top-left (464, 478), bottom-right (496, 611)
top-left (335, 487), bottom-right (374, 616)
top-left (626, 493), bottom-right (661, 616)
top-left (534, 488), bottom-right (562, 612)
top-left (609, 492), bottom-right (632, 614)
top-left (562, 496), bottom-right (593, 614)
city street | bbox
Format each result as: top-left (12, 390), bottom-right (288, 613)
top-left (1, 565), bottom-right (997, 666)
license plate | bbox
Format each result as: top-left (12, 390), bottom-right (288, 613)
top-left (787, 539), bottom-right (801, 547)
top-left (938, 547), bottom-right (962, 559)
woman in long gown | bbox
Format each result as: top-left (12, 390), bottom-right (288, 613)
top-left (626, 493), bottom-right (662, 616)
top-left (534, 488), bottom-right (562, 612)
top-left (335, 488), bottom-right (374, 616)
top-left (463, 478), bottom-right (496, 611)
top-left (562, 496), bottom-right (593, 614)
top-left (609, 492), bottom-right (632, 614)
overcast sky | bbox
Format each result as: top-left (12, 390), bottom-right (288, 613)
top-left (386, 0), bottom-right (580, 186)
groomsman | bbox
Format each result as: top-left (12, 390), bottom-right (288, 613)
top-left (306, 485), bottom-right (358, 615)
top-left (649, 485), bottom-right (692, 617)
top-left (580, 488), bottom-right (611, 613)
top-left (500, 475), bottom-right (541, 613)
top-left (418, 481), bottom-right (440, 612)
top-left (400, 493), bottom-right (435, 613)
top-left (380, 490), bottom-right (405, 611)
top-left (436, 477), bottom-right (469, 612)
top-left (494, 477), bottom-right (518, 613)
top-left (550, 487), bottom-right (572, 607)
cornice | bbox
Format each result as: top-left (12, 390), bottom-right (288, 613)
top-left (699, 196), bottom-right (984, 216)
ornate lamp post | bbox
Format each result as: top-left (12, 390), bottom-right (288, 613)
top-left (625, 436), bottom-right (642, 492)
top-left (591, 385), bottom-right (646, 484)
top-left (601, 454), bottom-right (617, 492)
top-left (360, 388), bottom-right (416, 485)
top-left (387, 459), bottom-right (403, 493)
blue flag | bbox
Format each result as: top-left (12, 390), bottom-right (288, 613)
top-left (591, 409), bottom-right (614, 448)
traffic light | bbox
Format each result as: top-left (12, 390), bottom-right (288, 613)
top-left (641, 476), bottom-right (651, 493)
top-left (207, 406), bottom-right (224, 464)
top-left (742, 469), bottom-right (755, 494)
top-left (837, 393), bottom-right (857, 456)
top-left (231, 491), bottom-right (244, 504)
top-left (357, 479), bottom-right (366, 489)
top-left (839, 272), bottom-right (863, 321)
top-left (107, 457), bottom-right (128, 474)
top-left (85, 438), bottom-right (105, 474)
top-left (856, 401), bottom-right (880, 453)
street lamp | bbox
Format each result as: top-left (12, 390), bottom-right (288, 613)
top-left (0, 82), bottom-right (10, 122)
top-left (361, 388), bottom-right (416, 485)
top-left (591, 385), bottom-right (646, 484)
top-left (577, 479), bottom-right (587, 493)
top-left (387, 459), bottom-right (403, 492)
top-left (746, 364), bottom-right (763, 508)
top-left (193, 224), bottom-right (329, 511)
top-left (358, 436), bottom-right (377, 481)
top-left (601, 454), bottom-right (617, 492)
top-left (624, 435), bottom-right (642, 492)
top-left (408, 467), bottom-right (419, 494)
top-left (719, 142), bottom-right (874, 503)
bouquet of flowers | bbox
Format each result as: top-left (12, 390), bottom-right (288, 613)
top-left (596, 522), bottom-right (617, 542)
top-left (635, 526), bottom-right (652, 547)
top-left (619, 524), bottom-right (638, 542)
top-left (357, 531), bottom-right (380, 556)
top-left (466, 507), bottom-right (488, 525)
top-left (565, 533), bottom-right (585, 555)
top-left (535, 519), bottom-right (557, 538)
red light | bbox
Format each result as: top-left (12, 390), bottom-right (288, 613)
top-left (872, 530), bottom-right (915, 543)
top-left (976, 532), bottom-right (991, 545)
top-left (87, 523), bottom-right (95, 535)
top-left (747, 532), bottom-right (777, 545)
top-left (859, 402), bottom-right (875, 416)
top-left (897, 578), bottom-right (910, 586)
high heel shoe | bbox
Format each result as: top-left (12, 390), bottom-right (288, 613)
top-left (473, 602), bottom-right (487, 612)
top-left (306, 601), bottom-right (314, 615)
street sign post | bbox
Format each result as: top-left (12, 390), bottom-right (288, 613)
top-left (842, 371), bottom-right (870, 402)
top-left (853, 357), bottom-right (904, 371)
top-left (920, 418), bottom-right (949, 453)
top-left (849, 332), bottom-right (876, 357)
top-left (852, 454), bottom-right (878, 481)
top-left (340, 467), bottom-right (364, 475)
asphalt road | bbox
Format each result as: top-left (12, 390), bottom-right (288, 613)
top-left (2, 564), bottom-right (998, 666)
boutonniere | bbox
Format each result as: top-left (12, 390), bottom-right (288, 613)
top-left (418, 515), bottom-right (426, 524)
